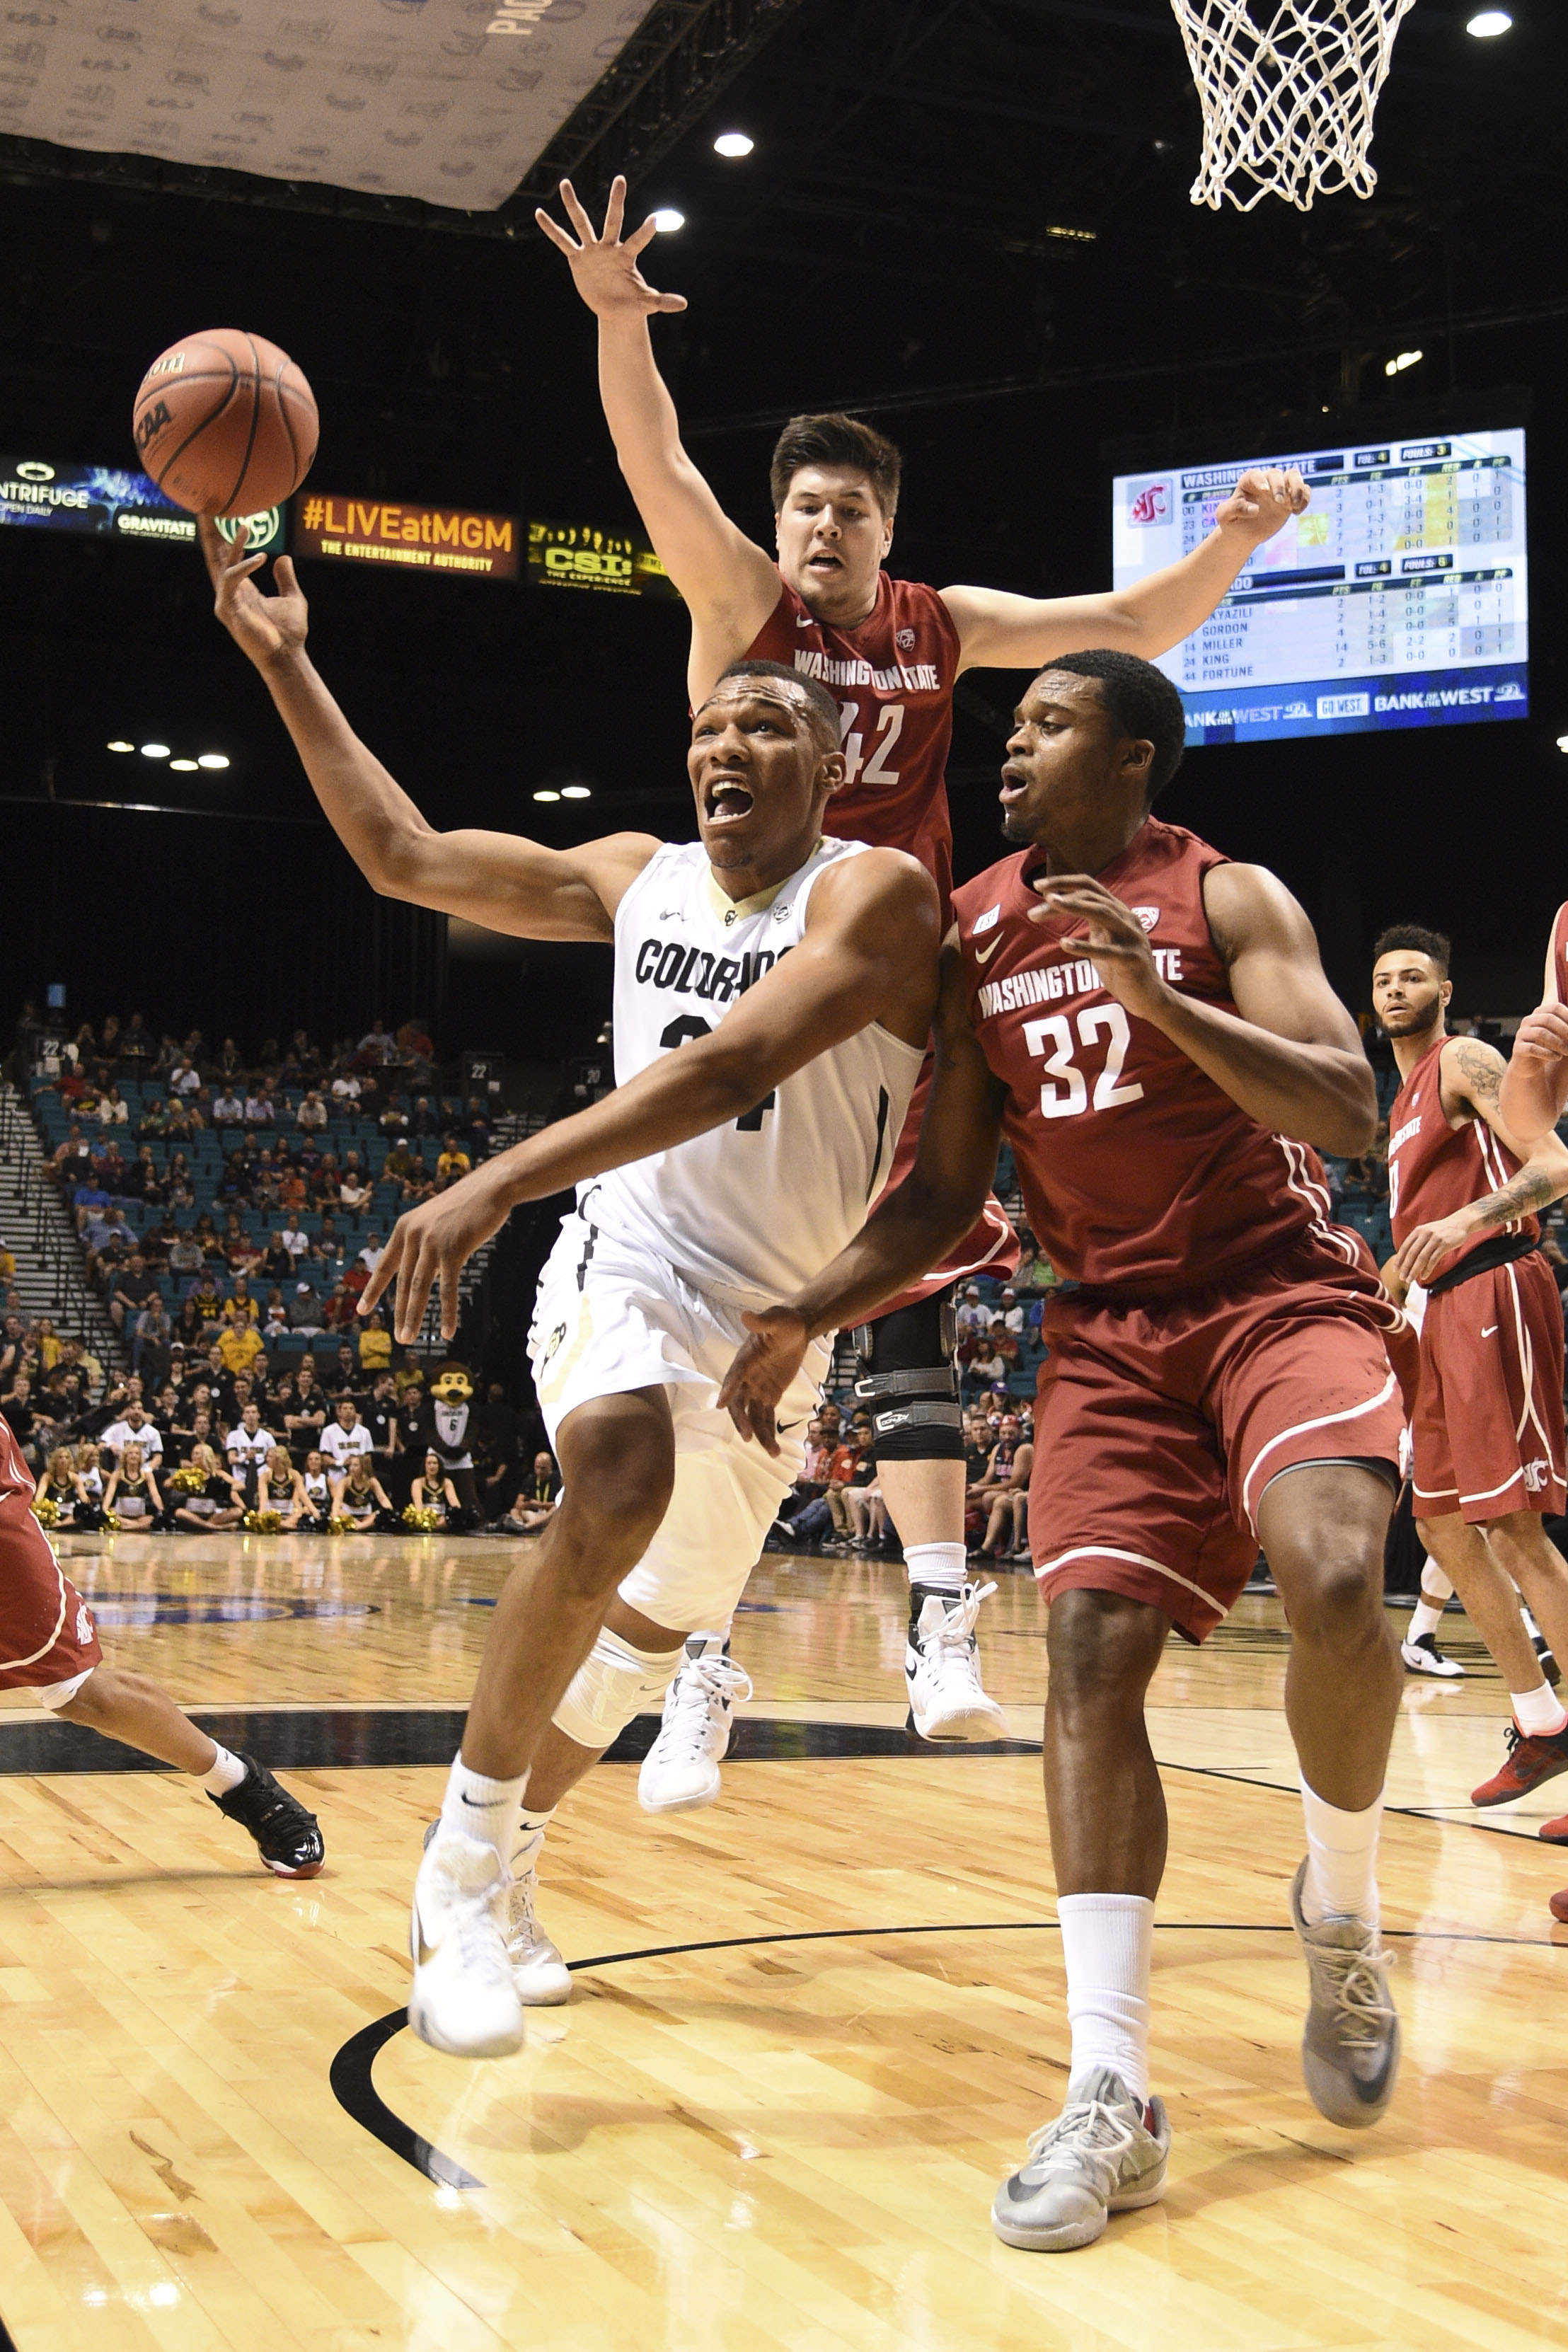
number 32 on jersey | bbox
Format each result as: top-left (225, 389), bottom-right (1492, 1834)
top-left (1023, 1005), bottom-right (1144, 1119)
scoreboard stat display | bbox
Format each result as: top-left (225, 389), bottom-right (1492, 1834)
top-left (1112, 428), bottom-right (1527, 745)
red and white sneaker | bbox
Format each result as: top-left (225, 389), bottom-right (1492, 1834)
top-left (1470, 1720), bottom-right (1568, 1808)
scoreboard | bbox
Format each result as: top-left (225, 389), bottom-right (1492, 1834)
top-left (1112, 428), bottom-right (1528, 745)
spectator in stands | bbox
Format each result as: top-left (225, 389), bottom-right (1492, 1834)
top-left (970, 1416), bottom-right (1032, 1561)
top-left (379, 1095), bottom-right (409, 1140)
top-left (96, 1083), bottom-right (129, 1128)
top-left (956, 1284), bottom-right (993, 1335)
top-left (287, 1278), bottom-right (326, 1339)
top-left (261, 1288), bottom-right (289, 1343)
top-left (962, 1335), bottom-right (1008, 1400)
top-left (137, 1097), bottom-right (170, 1138)
top-left (120, 1013), bottom-right (153, 1066)
top-left (296, 1089), bottom-right (328, 1134)
top-left (339, 1153), bottom-right (372, 1212)
top-left (188, 1269), bottom-right (225, 1327)
top-left (357, 1308), bottom-right (391, 1376)
top-left (408, 1095), bottom-right (438, 1138)
top-left (170, 1056), bottom-right (204, 1102)
top-left (133, 1295), bottom-right (171, 1384)
top-left (462, 1098), bottom-right (492, 1160)
top-left (357, 1368), bottom-right (400, 1475)
top-left (218, 1314), bottom-right (264, 1381)
top-left (382, 1140), bottom-right (420, 1197)
top-left (1, 1371), bottom-right (44, 1465)
top-left (330, 1066), bottom-right (361, 1107)
top-left (243, 1080), bottom-right (275, 1131)
top-left (437, 1134), bottom-right (471, 1184)
top-left (82, 1206), bottom-right (134, 1283)
top-left (285, 1361), bottom-right (327, 1448)
top-left (108, 1252), bottom-right (158, 1336)
top-left (166, 1100), bottom-right (201, 1145)
top-left (71, 1169), bottom-right (111, 1231)
top-left (494, 1452), bottom-right (562, 1534)
top-left (996, 1287), bottom-right (1025, 1334)
top-left (47, 1122), bottom-right (92, 1188)
top-left (358, 1019), bottom-right (396, 1066)
top-left (0, 1236), bottom-right (13, 1291)
top-left (105, 1439), bottom-right (163, 1528)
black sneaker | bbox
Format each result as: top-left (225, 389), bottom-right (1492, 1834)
top-left (209, 1756), bottom-right (325, 1878)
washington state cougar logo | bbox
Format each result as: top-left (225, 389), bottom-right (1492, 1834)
top-left (1523, 1458), bottom-right (1551, 1494)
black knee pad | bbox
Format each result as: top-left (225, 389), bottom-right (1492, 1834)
top-left (850, 1292), bottom-right (964, 1462)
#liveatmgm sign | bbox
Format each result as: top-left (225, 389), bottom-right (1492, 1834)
top-left (294, 495), bottom-right (519, 581)
top-left (527, 519), bottom-right (681, 599)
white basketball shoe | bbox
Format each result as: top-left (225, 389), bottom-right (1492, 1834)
top-left (638, 1636), bottom-right (753, 1814)
top-left (408, 1826), bottom-right (525, 2058)
top-left (906, 1581), bottom-right (1008, 1741)
top-left (507, 1864), bottom-right (572, 2006)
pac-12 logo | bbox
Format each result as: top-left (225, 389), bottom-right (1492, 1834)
top-left (1128, 478), bottom-right (1171, 526)
top-left (895, 626), bottom-right (916, 652)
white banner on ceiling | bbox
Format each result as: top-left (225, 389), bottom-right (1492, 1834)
top-left (0, 0), bottom-right (645, 212)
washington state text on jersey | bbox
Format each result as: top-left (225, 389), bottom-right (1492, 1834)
top-left (976, 949), bottom-right (1187, 1022)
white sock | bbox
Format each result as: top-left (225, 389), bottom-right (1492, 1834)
top-left (199, 1742), bottom-right (248, 1796)
top-left (1511, 1684), bottom-right (1568, 1738)
top-left (687, 1625), bottom-right (731, 1655)
top-left (1407, 1599), bottom-right (1443, 1642)
top-left (512, 1802), bottom-right (555, 1878)
top-left (1299, 1776), bottom-right (1383, 1926)
top-left (1057, 1892), bottom-right (1154, 2105)
top-left (1419, 1558), bottom-right (1455, 1605)
top-left (904, 1540), bottom-right (967, 1596)
top-left (438, 1753), bottom-right (526, 1860)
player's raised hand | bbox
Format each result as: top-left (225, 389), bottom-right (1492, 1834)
top-left (1214, 466), bottom-right (1310, 547)
top-left (1029, 875), bottom-right (1169, 1022)
top-left (534, 175), bottom-right (688, 319)
top-left (359, 1167), bottom-right (513, 1345)
top-left (199, 516), bottom-right (308, 669)
top-left (717, 1307), bottom-right (811, 1455)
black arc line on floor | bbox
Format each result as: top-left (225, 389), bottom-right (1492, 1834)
top-left (332, 1918), bottom-right (1567, 2191)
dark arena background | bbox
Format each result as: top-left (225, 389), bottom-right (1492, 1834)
top-left (1, 6), bottom-right (1566, 2346)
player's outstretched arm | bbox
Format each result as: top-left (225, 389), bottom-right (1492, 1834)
top-left (1031, 862), bottom-right (1375, 1155)
top-left (1499, 917), bottom-right (1568, 1144)
top-left (535, 177), bottom-right (780, 688)
top-left (360, 849), bottom-right (942, 1342)
top-left (942, 469), bottom-right (1308, 672)
top-left (718, 947), bottom-right (1008, 1453)
top-left (1393, 1034), bottom-right (1568, 1287)
top-left (199, 517), bottom-right (656, 939)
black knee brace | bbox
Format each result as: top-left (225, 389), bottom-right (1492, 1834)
top-left (850, 1292), bottom-right (964, 1462)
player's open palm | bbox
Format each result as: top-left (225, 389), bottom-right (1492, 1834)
top-left (534, 175), bottom-right (687, 318)
top-left (717, 1308), bottom-right (811, 1455)
top-left (198, 516), bottom-right (308, 669)
top-left (1214, 466), bottom-right (1309, 548)
top-left (1030, 876), bottom-right (1169, 1022)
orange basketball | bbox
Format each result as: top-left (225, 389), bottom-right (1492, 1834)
top-left (131, 328), bottom-right (318, 517)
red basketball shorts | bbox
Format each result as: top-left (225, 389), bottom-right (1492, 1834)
top-left (1410, 1250), bottom-right (1567, 1524)
top-left (1029, 1232), bottom-right (1418, 1642)
top-left (868, 1051), bottom-right (1018, 1317)
top-left (0, 1492), bottom-right (102, 1697)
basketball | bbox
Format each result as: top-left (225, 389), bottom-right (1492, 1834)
top-left (130, 328), bottom-right (318, 517)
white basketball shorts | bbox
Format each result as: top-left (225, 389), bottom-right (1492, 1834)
top-left (529, 1212), bottom-right (829, 1631)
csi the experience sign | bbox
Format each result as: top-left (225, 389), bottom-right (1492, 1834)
top-left (0, 459), bottom-right (284, 552)
top-left (527, 519), bottom-right (680, 599)
top-left (295, 495), bottom-right (519, 580)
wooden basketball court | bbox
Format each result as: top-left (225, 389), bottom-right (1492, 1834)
top-left (1, 1528), bottom-right (1564, 2350)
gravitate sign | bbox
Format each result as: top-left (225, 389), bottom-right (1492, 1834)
top-left (0, 457), bottom-right (284, 552)
top-left (294, 493), bottom-right (519, 581)
top-left (527, 518), bottom-right (681, 599)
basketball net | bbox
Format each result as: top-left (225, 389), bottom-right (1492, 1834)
top-left (1170, 0), bottom-right (1418, 213)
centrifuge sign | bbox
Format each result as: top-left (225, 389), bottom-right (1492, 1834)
top-left (0, 458), bottom-right (284, 551)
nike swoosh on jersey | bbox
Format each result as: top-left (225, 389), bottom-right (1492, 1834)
top-left (796, 614), bottom-right (815, 627)
top-left (974, 933), bottom-right (1003, 965)
top-left (1481, 1325), bottom-right (1498, 1337)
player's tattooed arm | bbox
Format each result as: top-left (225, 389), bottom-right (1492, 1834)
top-left (198, 517), bottom-right (657, 939)
top-left (719, 942), bottom-right (1007, 1452)
top-left (1394, 1035), bottom-right (1568, 1285)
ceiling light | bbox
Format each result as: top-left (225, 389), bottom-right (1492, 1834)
top-left (1466, 10), bottom-right (1511, 34)
top-left (650, 207), bottom-right (684, 233)
top-left (140, 742), bottom-right (170, 759)
top-left (197, 753), bottom-right (229, 770)
top-left (533, 788), bottom-right (561, 802)
top-left (1384, 349), bottom-right (1423, 376)
top-left (713, 131), bottom-right (753, 158)
top-left (169, 759), bottom-right (198, 772)
top-left (107, 739), bottom-right (134, 753)
top-left (561, 785), bottom-right (592, 800)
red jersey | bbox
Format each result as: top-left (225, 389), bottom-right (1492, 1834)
top-left (952, 819), bottom-right (1349, 1296)
top-left (0, 1413), bottom-right (31, 1507)
top-left (1551, 900), bottom-right (1568, 1008)
top-left (1388, 1036), bottom-right (1537, 1267)
top-left (745, 572), bottom-right (962, 916)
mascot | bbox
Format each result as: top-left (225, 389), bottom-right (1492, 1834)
top-left (411, 1363), bottom-right (480, 1527)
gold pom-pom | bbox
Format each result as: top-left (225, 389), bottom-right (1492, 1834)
top-left (171, 1466), bottom-right (207, 1495)
top-left (243, 1509), bottom-right (282, 1533)
top-left (327, 1514), bottom-right (354, 1535)
top-left (102, 1511), bottom-right (121, 1532)
top-left (402, 1504), bottom-right (439, 1532)
top-left (30, 1495), bottom-right (59, 1528)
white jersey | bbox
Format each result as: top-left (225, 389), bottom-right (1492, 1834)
top-left (585, 836), bottom-right (923, 1303)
